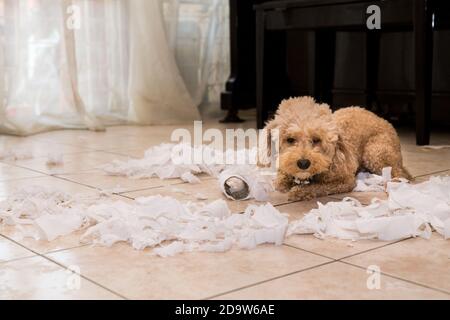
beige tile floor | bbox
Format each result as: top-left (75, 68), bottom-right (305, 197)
top-left (0, 120), bottom-right (449, 300)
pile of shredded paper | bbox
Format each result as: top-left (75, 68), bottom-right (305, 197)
top-left (0, 143), bottom-right (449, 257)
top-left (289, 175), bottom-right (450, 241)
top-left (101, 143), bottom-right (255, 180)
top-left (102, 143), bottom-right (274, 201)
top-left (0, 187), bottom-right (288, 257)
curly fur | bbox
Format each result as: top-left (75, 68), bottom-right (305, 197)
top-left (265, 96), bottom-right (411, 201)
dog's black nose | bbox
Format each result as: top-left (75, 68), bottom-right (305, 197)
top-left (297, 159), bottom-right (311, 170)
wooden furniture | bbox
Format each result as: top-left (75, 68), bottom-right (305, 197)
top-left (220, 0), bottom-right (285, 123)
top-left (254, 0), bottom-right (450, 145)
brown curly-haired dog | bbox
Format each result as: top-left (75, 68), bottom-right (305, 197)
top-left (265, 96), bottom-right (411, 201)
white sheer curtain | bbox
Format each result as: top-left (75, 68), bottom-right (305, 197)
top-left (0, 0), bottom-right (229, 135)
top-left (162, 0), bottom-right (229, 106)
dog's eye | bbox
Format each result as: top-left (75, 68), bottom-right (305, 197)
top-left (312, 137), bottom-right (321, 145)
top-left (286, 137), bottom-right (296, 144)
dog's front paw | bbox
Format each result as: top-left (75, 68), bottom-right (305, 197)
top-left (288, 185), bottom-right (315, 201)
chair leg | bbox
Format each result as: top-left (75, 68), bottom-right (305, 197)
top-left (313, 30), bottom-right (336, 106)
top-left (256, 10), bottom-right (266, 129)
top-left (414, 0), bottom-right (433, 145)
top-left (365, 31), bottom-right (380, 109)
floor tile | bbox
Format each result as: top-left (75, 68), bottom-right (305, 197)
top-left (105, 124), bottom-right (194, 138)
top-left (123, 179), bottom-right (290, 213)
top-left (0, 227), bottom-right (89, 255)
top-left (214, 261), bottom-right (449, 300)
top-left (343, 233), bottom-right (450, 293)
top-left (0, 236), bottom-right (34, 263)
top-left (0, 175), bottom-right (96, 200)
top-left (0, 136), bottom-right (92, 159)
top-left (57, 169), bottom-right (185, 193)
top-left (0, 163), bottom-right (44, 181)
top-left (0, 256), bottom-right (121, 299)
top-left (398, 129), bottom-right (450, 149)
top-left (277, 198), bottom-right (333, 219)
top-left (415, 170), bottom-right (450, 182)
top-left (7, 151), bottom-right (128, 175)
top-left (402, 148), bottom-right (450, 178)
top-left (56, 134), bottom-right (171, 151)
top-left (47, 243), bottom-right (330, 300)
top-left (30, 129), bottom-right (125, 148)
top-left (103, 148), bottom-right (148, 159)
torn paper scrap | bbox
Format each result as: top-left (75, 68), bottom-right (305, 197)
top-left (180, 172), bottom-right (201, 184)
top-left (422, 145), bottom-right (450, 150)
top-left (353, 167), bottom-right (392, 192)
top-left (46, 152), bottom-right (64, 166)
top-left (35, 214), bottom-right (83, 241)
top-left (194, 193), bottom-right (208, 200)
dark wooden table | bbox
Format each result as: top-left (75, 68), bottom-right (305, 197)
top-left (255, 0), bottom-right (449, 145)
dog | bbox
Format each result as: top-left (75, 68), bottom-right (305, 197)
top-left (263, 96), bottom-right (411, 201)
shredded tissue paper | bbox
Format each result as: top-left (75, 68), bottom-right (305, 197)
top-left (102, 143), bottom-right (273, 201)
top-left (288, 172), bottom-right (450, 241)
top-left (0, 186), bottom-right (288, 257)
top-left (1, 142), bottom-right (449, 257)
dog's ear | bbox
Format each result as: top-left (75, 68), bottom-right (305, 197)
top-left (330, 133), bottom-right (357, 176)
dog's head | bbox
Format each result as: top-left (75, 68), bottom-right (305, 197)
top-left (265, 97), bottom-right (351, 183)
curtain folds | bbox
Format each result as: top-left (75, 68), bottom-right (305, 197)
top-left (0, 0), bottom-right (229, 135)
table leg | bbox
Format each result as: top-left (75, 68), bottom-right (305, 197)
top-left (414, 0), bottom-right (433, 145)
top-left (256, 10), bottom-right (266, 129)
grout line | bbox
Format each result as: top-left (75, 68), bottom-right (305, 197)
top-left (413, 168), bottom-right (450, 179)
top-left (340, 260), bottom-right (450, 296)
top-left (208, 256), bottom-right (450, 300)
top-left (99, 150), bottom-right (143, 158)
top-left (0, 150), bottom-right (129, 179)
top-left (0, 233), bottom-right (127, 299)
top-left (0, 175), bottom-right (47, 183)
top-left (115, 177), bottom-right (218, 197)
top-left (282, 243), bottom-right (336, 261)
top-left (335, 237), bottom-right (411, 261)
top-left (49, 175), bottom-right (103, 191)
top-left (204, 260), bottom-right (337, 300)
top-left (202, 260), bottom-right (338, 300)
top-left (115, 193), bottom-right (135, 200)
top-left (116, 182), bottom-right (187, 195)
top-left (42, 253), bottom-right (129, 300)
top-left (43, 243), bottom-right (92, 255)
top-left (0, 162), bottom-right (55, 177)
top-left (0, 254), bottom-right (37, 265)
top-left (0, 234), bottom-right (36, 264)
